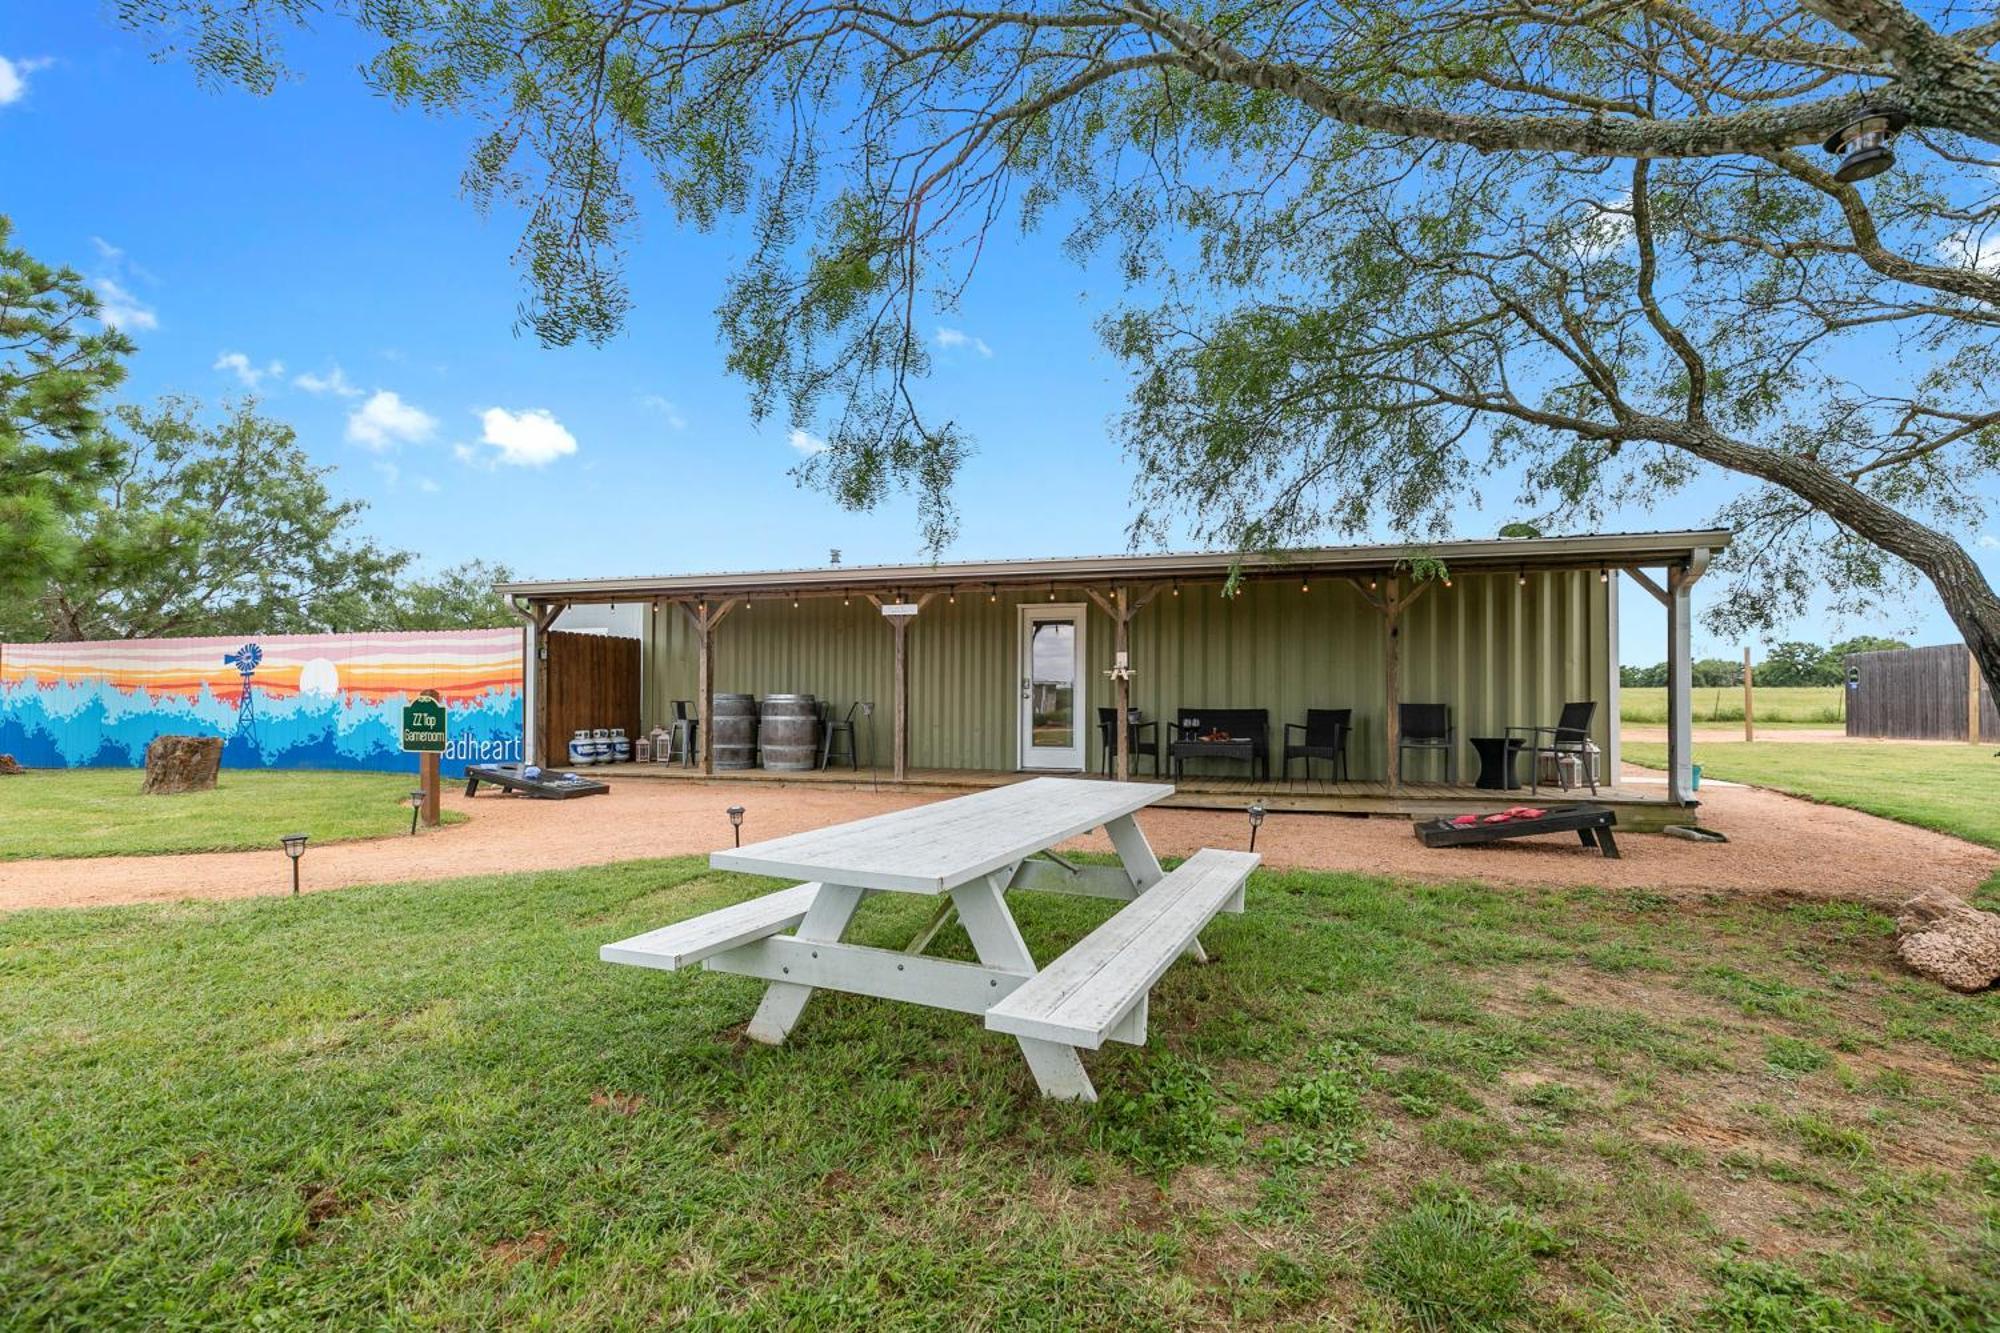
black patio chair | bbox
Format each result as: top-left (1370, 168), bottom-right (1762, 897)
top-left (1096, 707), bottom-right (1161, 777)
top-left (1283, 708), bottom-right (1352, 781)
top-left (1398, 702), bottom-right (1455, 784)
top-left (1507, 700), bottom-right (1599, 795)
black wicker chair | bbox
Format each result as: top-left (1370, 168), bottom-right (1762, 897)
top-left (1096, 707), bottom-right (1161, 776)
top-left (1283, 708), bottom-right (1353, 781)
top-left (1507, 700), bottom-right (1599, 794)
top-left (1398, 702), bottom-right (1455, 783)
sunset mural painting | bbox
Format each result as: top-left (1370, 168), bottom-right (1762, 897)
top-left (0, 629), bottom-right (524, 777)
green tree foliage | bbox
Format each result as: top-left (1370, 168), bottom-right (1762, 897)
top-left (0, 398), bottom-right (513, 642)
top-left (1621, 635), bottom-right (1911, 687)
top-left (113, 0), bottom-right (2000, 696)
top-left (0, 216), bottom-right (134, 596)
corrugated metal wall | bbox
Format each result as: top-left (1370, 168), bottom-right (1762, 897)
top-left (643, 570), bottom-right (1613, 778)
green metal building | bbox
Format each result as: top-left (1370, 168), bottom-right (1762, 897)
top-left (500, 529), bottom-right (1725, 816)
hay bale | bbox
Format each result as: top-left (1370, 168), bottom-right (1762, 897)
top-left (1895, 888), bottom-right (2000, 993)
top-left (141, 735), bottom-right (223, 795)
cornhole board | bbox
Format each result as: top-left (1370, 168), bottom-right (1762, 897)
top-left (464, 763), bottom-right (610, 800)
top-left (1414, 803), bottom-right (1619, 858)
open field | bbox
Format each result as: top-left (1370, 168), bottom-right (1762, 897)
top-left (0, 769), bottom-right (464, 860)
top-left (1624, 740), bottom-right (2000, 858)
top-left (2, 859), bottom-right (1994, 1328)
top-left (1619, 686), bottom-right (1845, 725)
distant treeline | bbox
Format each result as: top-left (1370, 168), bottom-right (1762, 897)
top-left (1620, 637), bottom-right (1908, 689)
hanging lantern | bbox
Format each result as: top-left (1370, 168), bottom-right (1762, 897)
top-left (1823, 109), bottom-right (1909, 183)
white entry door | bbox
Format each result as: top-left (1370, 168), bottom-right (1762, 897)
top-left (1019, 604), bottom-right (1087, 770)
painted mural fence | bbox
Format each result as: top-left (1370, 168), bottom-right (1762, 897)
top-left (0, 629), bottom-right (524, 778)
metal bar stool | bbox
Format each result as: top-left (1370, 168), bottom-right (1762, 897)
top-left (820, 701), bottom-right (866, 770)
top-left (667, 699), bottom-right (699, 768)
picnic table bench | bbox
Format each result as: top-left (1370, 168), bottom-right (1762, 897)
top-left (601, 778), bottom-right (1255, 1101)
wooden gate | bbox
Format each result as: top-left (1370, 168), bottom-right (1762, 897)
top-left (543, 631), bottom-right (642, 760)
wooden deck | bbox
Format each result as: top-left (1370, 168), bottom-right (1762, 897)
top-left (576, 760), bottom-right (1697, 830)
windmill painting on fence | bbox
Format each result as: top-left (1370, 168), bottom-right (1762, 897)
top-left (0, 629), bottom-right (524, 777)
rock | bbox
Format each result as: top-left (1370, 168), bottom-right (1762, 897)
top-left (1665, 825), bottom-right (1728, 843)
top-left (0, 754), bottom-right (23, 776)
top-left (1895, 888), bottom-right (2000, 993)
top-left (140, 735), bottom-right (223, 795)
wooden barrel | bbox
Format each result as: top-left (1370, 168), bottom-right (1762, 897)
top-left (758, 693), bottom-right (820, 770)
top-left (711, 693), bottom-right (758, 770)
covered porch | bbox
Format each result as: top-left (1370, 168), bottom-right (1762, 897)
top-left (500, 528), bottom-right (1725, 825)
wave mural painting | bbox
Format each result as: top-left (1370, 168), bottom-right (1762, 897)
top-left (0, 629), bottom-right (524, 777)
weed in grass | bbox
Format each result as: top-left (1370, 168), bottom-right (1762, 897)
top-left (1766, 1036), bottom-right (1832, 1076)
top-left (1258, 1066), bottom-right (1369, 1130)
top-left (1971, 1155), bottom-right (2000, 1197)
top-left (1789, 1114), bottom-right (1875, 1164)
top-left (1424, 1116), bottom-right (1515, 1164)
top-left (1702, 1258), bottom-right (1877, 1332)
top-left (1388, 1067), bottom-right (1480, 1120)
top-left (1513, 1081), bottom-right (1595, 1124)
top-left (1090, 1052), bottom-right (1241, 1175)
top-left (1364, 1184), bottom-right (1557, 1332)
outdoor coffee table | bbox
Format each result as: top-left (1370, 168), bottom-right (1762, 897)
top-left (1469, 736), bottom-right (1526, 790)
top-left (601, 777), bottom-right (1256, 1101)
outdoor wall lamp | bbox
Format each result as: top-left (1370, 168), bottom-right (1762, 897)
top-left (727, 805), bottom-right (745, 847)
top-left (1246, 804), bottom-right (1266, 853)
top-left (280, 832), bottom-right (308, 895)
top-left (1823, 109), bottom-right (1909, 183)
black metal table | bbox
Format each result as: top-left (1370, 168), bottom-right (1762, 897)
top-left (1170, 739), bottom-right (1260, 780)
top-left (1469, 736), bottom-right (1527, 790)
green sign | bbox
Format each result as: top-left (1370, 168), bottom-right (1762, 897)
top-left (401, 695), bottom-right (448, 753)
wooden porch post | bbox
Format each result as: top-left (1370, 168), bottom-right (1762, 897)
top-left (1384, 576), bottom-right (1403, 791)
top-left (525, 600), bottom-right (562, 766)
top-left (893, 613), bottom-right (909, 783)
top-left (677, 598), bottom-right (737, 775)
top-left (1084, 585), bottom-right (1162, 782)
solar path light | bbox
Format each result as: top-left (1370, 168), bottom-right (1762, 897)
top-left (280, 832), bottom-right (308, 895)
top-left (1247, 804), bottom-right (1266, 853)
top-left (727, 805), bottom-right (745, 848)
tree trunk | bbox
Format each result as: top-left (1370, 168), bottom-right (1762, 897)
top-left (1670, 418), bottom-right (2000, 712)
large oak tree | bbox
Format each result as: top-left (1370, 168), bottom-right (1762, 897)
top-left (117, 0), bottom-right (2000, 693)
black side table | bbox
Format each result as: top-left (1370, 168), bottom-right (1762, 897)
top-left (1469, 736), bottom-right (1526, 790)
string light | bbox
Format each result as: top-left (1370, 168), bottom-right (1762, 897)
top-left (1172, 580), bottom-right (1180, 597)
top-left (988, 584), bottom-right (997, 603)
top-left (1599, 567), bottom-right (1609, 584)
top-left (1517, 569), bottom-right (1527, 588)
top-left (1301, 579), bottom-right (1310, 593)
top-left (1048, 585), bottom-right (1056, 601)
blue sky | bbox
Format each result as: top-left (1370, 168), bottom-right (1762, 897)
top-left (3, 10), bottom-right (1994, 665)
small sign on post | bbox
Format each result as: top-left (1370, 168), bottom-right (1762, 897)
top-left (401, 690), bottom-right (447, 827)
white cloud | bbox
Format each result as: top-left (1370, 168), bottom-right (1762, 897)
top-left (214, 351), bottom-right (284, 389)
top-left (0, 56), bottom-right (53, 107)
top-left (372, 460), bottom-right (402, 490)
top-left (1978, 531), bottom-right (2000, 550)
top-left (936, 327), bottom-right (994, 358)
top-left (294, 364), bottom-right (364, 398)
top-left (1938, 226), bottom-right (2000, 274)
top-left (345, 390), bottom-right (438, 450)
top-left (93, 277), bottom-right (158, 331)
top-left (90, 236), bottom-right (122, 264)
top-left (638, 394), bottom-right (687, 429)
top-left (473, 407), bottom-right (578, 467)
top-left (417, 477), bottom-right (441, 494)
top-left (788, 427), bottom-right (828, 455)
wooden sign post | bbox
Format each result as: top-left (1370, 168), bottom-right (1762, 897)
top-left (401, 690), bottom-right (448, 828)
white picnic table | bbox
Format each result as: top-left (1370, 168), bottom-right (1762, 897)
top-left (602, 777), bottom-right (1257, 1101)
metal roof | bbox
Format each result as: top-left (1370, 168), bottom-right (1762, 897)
top-left (497, 528), bottom-right (1730, 604)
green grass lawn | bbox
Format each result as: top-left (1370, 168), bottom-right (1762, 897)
top-left (1620, 686), bottom-right (1845, 725)
top-left (0, 769), bottom-right (465, 860)
top-left (1624, 740), bottom-right (2000, 851)
top-left (2, 860), bottom-right (1994, 1327)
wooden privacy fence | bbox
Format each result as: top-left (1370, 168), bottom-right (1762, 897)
top-left (543, 631), bottom-right (642, 757)
top-left (1845, 644), bottom-right (1998, 742)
